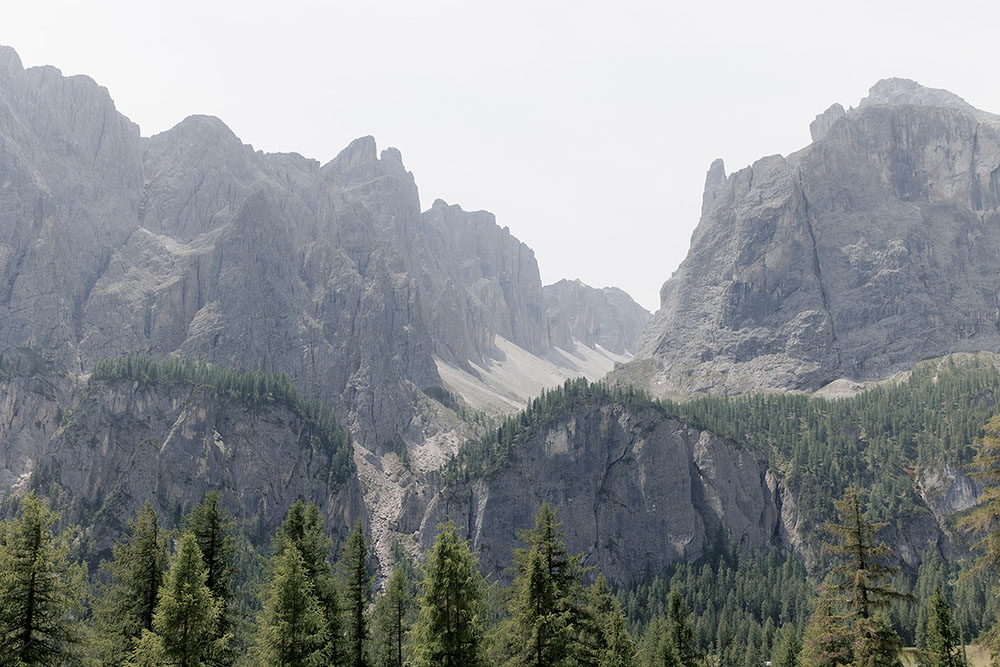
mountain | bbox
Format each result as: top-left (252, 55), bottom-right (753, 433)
top-left (629, 78), bottom-right (1000, 396)
top-left (544, 278), bottom-right (651, 355)
top-left (0, 44), bottom-right (652, 563)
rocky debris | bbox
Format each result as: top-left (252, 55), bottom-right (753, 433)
top-left (544, 279), bottom-right (650, 356)
top-left (631, 78), bottom-right (1000, 396)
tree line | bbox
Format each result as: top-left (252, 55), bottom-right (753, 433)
top-left (1, 485), bottom-right (994, 667)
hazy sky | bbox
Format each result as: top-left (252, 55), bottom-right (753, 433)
top-left (4, 0), bottom-right (1000, 310)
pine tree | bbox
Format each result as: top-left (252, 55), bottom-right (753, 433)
top-left (92, 502), bottom-right (168, 665)
top-left (919, 586), bottom-right (966, 667)
top-left (186, 492), bottom-right (237, 666)
top-left (132, 532), bottom-right (221, 667)
top-left (636, 617), bottom-right (681, 667)
top-left (0, 493), bottom-right (86, 666)
top-left (341, 520), bottom-right (371, 667)
top-left (274, 499), bottom-right (346, 664)
top-left (371, 566), bottom-right (414, 667)
top-left (255, 547), bottom-right (328, 667)
top-left (854, 612), bottom-right (902, 667)
top-left (410, 522), bottom-right (485, 667)
top-left (771, 623), bottom-right (801, 667)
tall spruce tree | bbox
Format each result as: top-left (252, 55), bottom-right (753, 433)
top-left (341, 520), bottom-right (371, 667)
top-left (255, 547), bottom-right (328, 667)
top-left (92, 502), bottom-right (168, 665)
top-left (274, 499), bottom-right (346, 664)
top-left (410, 522), bottom-right (485, 667)
top-left (585, 575), bottom-right (635, 667)
top-left (186, 492), bottom-right (237, 666)
top-left (919, 586), bottom-right (966, 667)
top-left (131, 532), bottom-right (221, 667)
top-left (0, 493), bottom-right (86, 666)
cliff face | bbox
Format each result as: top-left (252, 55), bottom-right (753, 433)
top-left (0, 45), bottom-right (562, 452)
top-left (634, 78), bottom-right (1000, 395)
top-left (544, 279), bottom-right (651, 355)
top-left (35, 378), bottom-right (364, 554)
top-left (420, 400), bottom-right (783, 585)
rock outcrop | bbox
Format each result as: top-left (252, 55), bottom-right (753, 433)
top-left (0, 45), bottom-right (567, 454)
top-left (35, 377), bottom-right (364, 555)
top-left (633, 78), bottom-right (1000, 395)
top-left (420, 399), bottom-right (783, 585)
top-left (544, 279), bottom-right (651, 355)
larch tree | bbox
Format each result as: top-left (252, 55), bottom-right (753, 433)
top-left (0, 493), bottom-right (87, 666)
top-left (274, 499), bottom-right (346, 665)
top-left (92, 502), bottom-right (168, 665)
top-left (255, 547), bottom-right (328, 667)
top-left (370, 565), bottom-right (414, 667)
top-left (410, 522), bottom-right (485, 667)
top-left (130, 532), bottom-right (221, 667)
top-left (186, 491), bottom-right (237, 666)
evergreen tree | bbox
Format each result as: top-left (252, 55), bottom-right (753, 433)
top-left (133, 532), bottom-right (221, 667)
top-left (92, 502), bottom-right (168, 665)
top-left (919, 586), bottom-right (966, 667)
top-left (274, 499), bottom-right (346, 664)
top-left (664, 590), bottom-right (700, 665)
top-left (341, 520), bottom-right (371, 667)
top-left (371, 566), bottom-right (415, 667)
top-left (960, 413), bottom-right (1000, 660)
top-left (799, 599), bottom-right (851, 667)
top-left (255, 547), bottom-right (328, 667)
top-left (504, 503), bottom-right (588, 666)
top-left (854, 612), bottom-right (902, 667)
top-left (410, 522), bottom-right (485, 667)
top-left (771, 623), bottom-right (801, 667)
top-left (0, 493), bottom-right (86, 666)
top-left (586, 575), bottom-right (635, 667)
top-left (186, 493), bottom-right (237, 665)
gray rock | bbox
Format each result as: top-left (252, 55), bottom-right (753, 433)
top-left (632, 78), bottom-right (1000, 395)
top-left (543, 279), bottom-right (651, 355)
top-left (420, 400), bottom-right (780, 585)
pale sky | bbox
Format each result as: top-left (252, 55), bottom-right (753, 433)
top-left (3, 0), bottom-right (1000, 311)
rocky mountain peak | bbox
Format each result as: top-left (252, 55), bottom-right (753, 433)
top-left (701, 158), bottom-right (727, 216)
top-left (0, 44), bottom-right (22, 77)
top-left (629, 80), bottom-right (1000, 396)
top-left (860, 77), bottom-right (976, 112)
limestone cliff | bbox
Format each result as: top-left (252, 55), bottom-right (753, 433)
top-left (633, 78), bottom-right (1000, 395)
top-left (544, 278), bottom-right (651, 355)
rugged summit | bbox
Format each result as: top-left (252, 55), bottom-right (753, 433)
top-left (544, 279), bottom-right (650, 355)
top-left (632, 78), bottom-right (1000, 395)
top-left (0, 46), bottom-right (577, 453)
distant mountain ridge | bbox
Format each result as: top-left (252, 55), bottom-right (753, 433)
top-left (628, 77), bottom-right (1000, 395)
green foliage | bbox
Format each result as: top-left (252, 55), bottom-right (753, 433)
top-left (662, 355), bottom-right (1000, 541)
top-left (626, 538), bottom-right (810, 665)
top-left (185, 491), bottom-right (237, 666)
top-left (443, 377), bottom-right (659, 484)
top-left (255, 547), bottom-right (328, 667)
top-left (340, 521), bottom-right (371, 667)
top-left (141, 532), bottom-right (222, 667)
top-left (89, 354), bottom-right (354, 488)
top-left (0, 493), bottom-right (87, 666)
top-left (273, 499), bottom-right (346, 664)
top-left (586, 575), bottom-right (636, 667)
top-left (919, 586), bottom-right (967, 667)
top-left (410, 522), bottom-right (486, 667)
top-left (92, 502), bottom-right (168, 665)
top-left (370, 566), bottom-right (416, 667)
